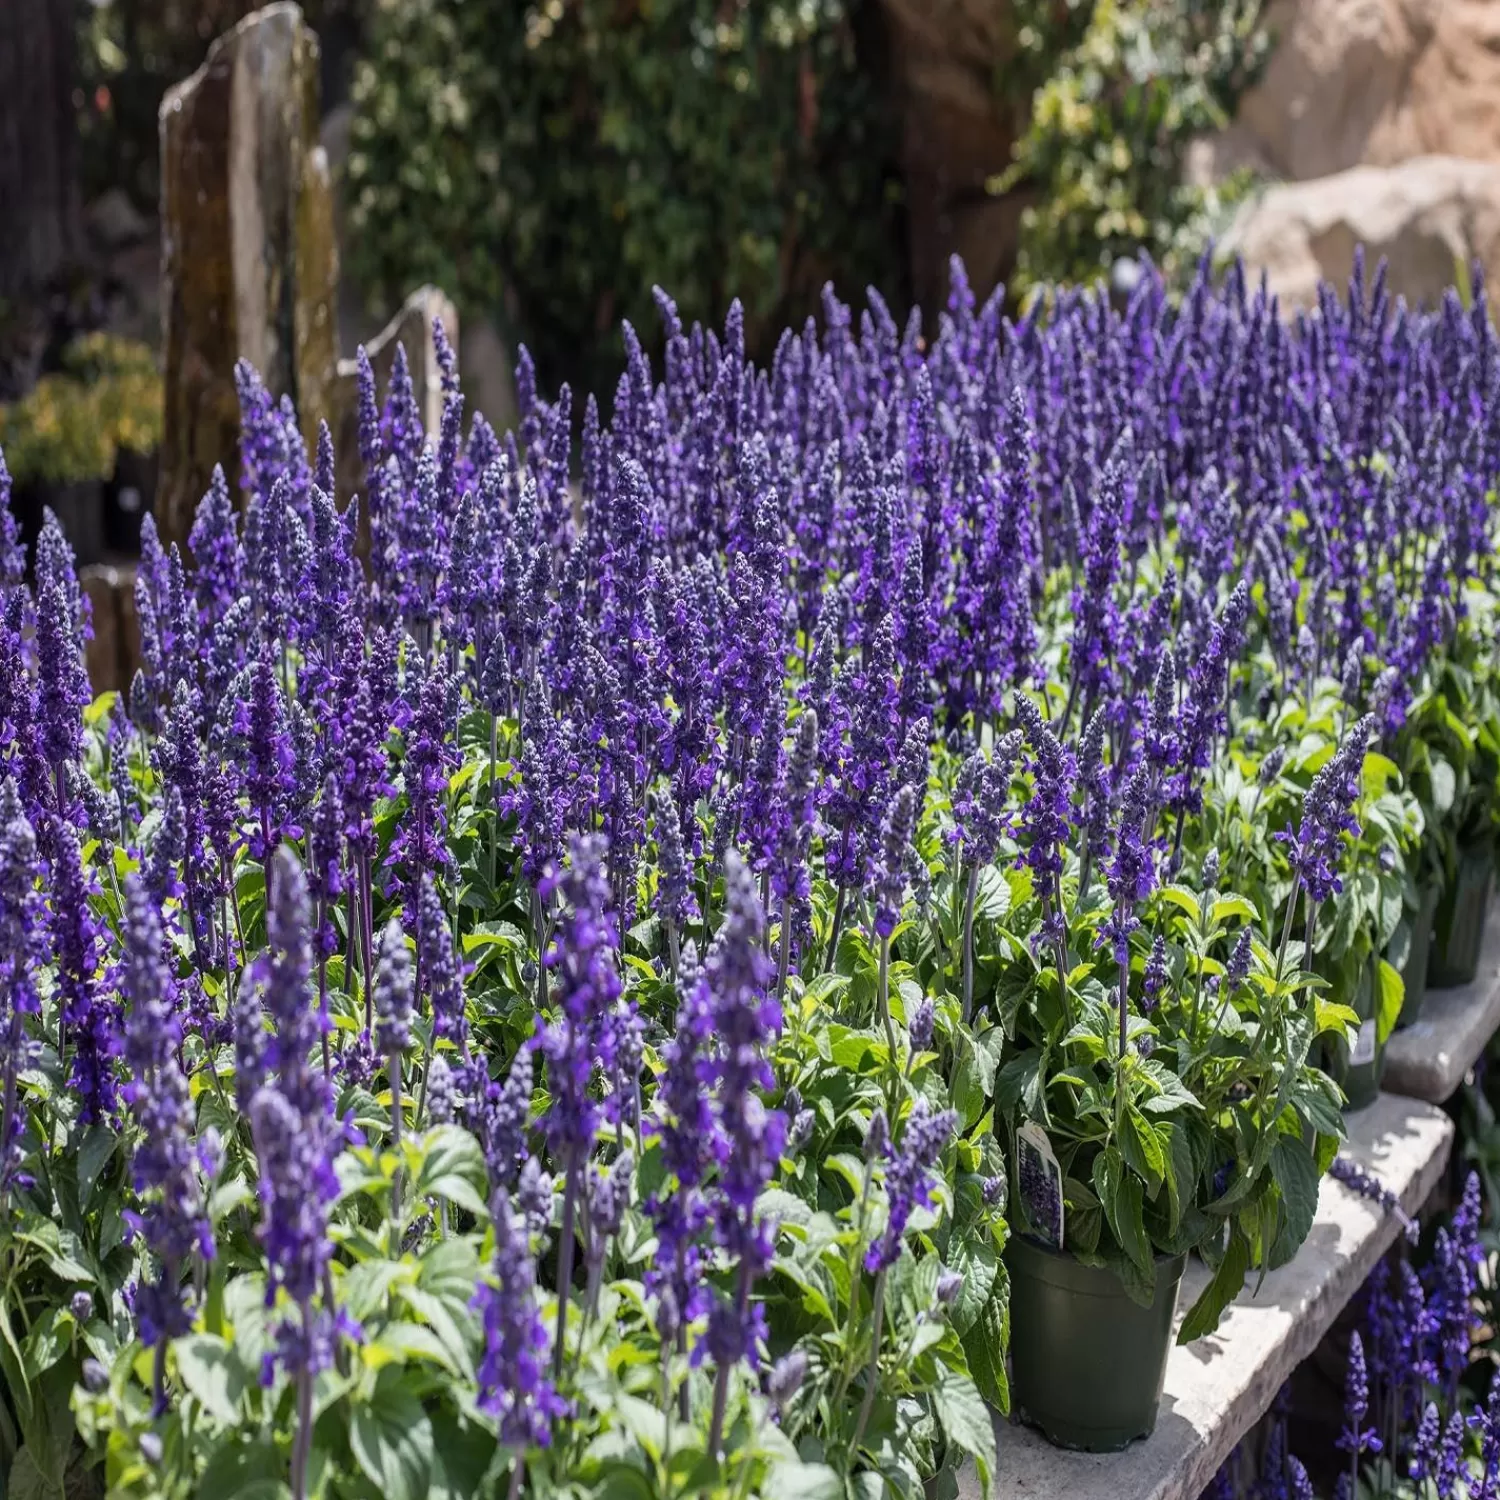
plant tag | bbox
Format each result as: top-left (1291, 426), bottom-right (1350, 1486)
top-left (1351, 1019), bottom-right (1377, 1067)
top-left (1017, 1121), bottom-right (1065, 1250)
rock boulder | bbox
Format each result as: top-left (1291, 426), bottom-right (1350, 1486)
top-left (158, 1), bottom-right (338, 550)
top-left (1221, 155), bottom-right (1500, 312)
top-left (1224, 0), bottom-right (1500, 182)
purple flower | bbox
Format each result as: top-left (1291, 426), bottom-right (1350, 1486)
top-left (701, 854), bottom-right (785, 1372)
top-left (411, 874), bottom-right (466, 1051)
top-left (188, 466), bottom-right (244, 626)
top-left (119, 877), bottom-right (216, 1352)
top-left (248, 850), bottom-right (341, 1384)
top-left (536, 835), bottom-right (621, 1164)
top-left (373, 919), bottom-right (413, 1058)
top-left (869, 785), bottom-right (916, 939)
top-left (1286, 715), bottom-right (1372, 907)
top-left (50, 814), bottom-right (117, 1123)
top-left (473, 1192), bottom-right (568, 1447)
top-left (1338, 1331), bottom-right (1381, 1461)
top-left (0, 783), bottom-right (42, 1194)
top-left (865, 1097), bottom-right (958, 1273)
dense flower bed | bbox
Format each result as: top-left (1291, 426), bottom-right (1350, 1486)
top-left (0, 251), bottom-right (1497, 1498)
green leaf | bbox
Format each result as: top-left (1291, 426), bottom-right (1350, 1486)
top-left (194, 1437), bottom-right (287, 1500)
top-left (960, 1266), bottom-right (1010, 1415)
top-left (948, 1237), bottom-right (998, 1337)
top-left (413, 1125), bottom-right (490, 1218)
top-left (1270, 1134), bottom-right (1319, 1266)
top-left (428, 1404), bottom-right (499, 1500)
top-left (175, 1334), bottom-right (247, 1424)
top-left (1211, 894), bottom-right (1259, 925)
top-left (22, 1308), bottom-right (71, 1380)
top-left (1376, 959), bottom-right (1405, 1046)
top-left (7, 1445), bottom-right (62, 1500)
top-left (1431, 757), bottom-right (1457, 815)
top-left (1157, 885), bottom-right (1202, 924)
top-left (1093, 1148), bottom-right (1151, 1274)
top-left (933, 1369), bottom-right (996, 1495)
top-left (350, 1371), bottom-right (435, 1500)
top-left (760, 1463), bottom-right (844, 1500)
top-left (1178, 1229), bottom-right (1250, 1343)
top-left (974, 865), bottom-right (1012, 923)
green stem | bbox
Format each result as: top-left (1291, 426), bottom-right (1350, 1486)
top-left (850, 1268), bottom-right (887, 1457)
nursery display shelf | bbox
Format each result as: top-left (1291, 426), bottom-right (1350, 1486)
top-left (1384, 895), bottom-right (1500, 1104)
top-left (960, 1090), bottom-right (1452, 1500)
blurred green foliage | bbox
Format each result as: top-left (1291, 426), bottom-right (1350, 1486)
top-left (0, 334), bottom-right (162, 485)
top-left (345, 0), bottom-right (903, 394)
top-left (997, 0), bottom-right (1268, 296)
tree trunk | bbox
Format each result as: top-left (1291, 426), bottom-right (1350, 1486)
top-left (0, 0), bottom-right (80, 309)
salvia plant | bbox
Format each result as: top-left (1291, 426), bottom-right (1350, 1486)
top-left (0, 245), bottom-right (1496, 1499)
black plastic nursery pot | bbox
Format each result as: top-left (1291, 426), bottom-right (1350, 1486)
top-left (1394, 881), bottom-right (1441, 1029)
top-left (1428, 841), bottom-right (1494, 990)
top-left (1006, 1235), bottom-right (1186, 1452)
top-left (1324, 960), bottom-right (1382, 1112)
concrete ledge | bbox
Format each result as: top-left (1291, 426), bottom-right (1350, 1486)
top-left (964, 1092), bottom-right (1453, 1500)
top-left (1385, 896), bottom-right (1500, 1104)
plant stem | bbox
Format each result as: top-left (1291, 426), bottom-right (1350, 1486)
top-left (961, 865), bottom-right (979, 1023)
top-left (850, 1268), bottom-right (887, 1457)
top-left (389, 1049), bottom-right (404, 1218)
top-left (826, 881), bottom-right (847, 971)
top-left (775, 905), bottom-right (792, 1005)
top-left (553, 1155), bottom-right (579, 1382)
top-left (290, 1304), bottom-right (315, 1500)
top-left (877, 933), bottom-right (897, 1064)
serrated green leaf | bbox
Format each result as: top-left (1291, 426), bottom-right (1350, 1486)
top-left (175, 1334), bottom-right (247, 1425)
top-left (350, 1371), bottom-right (434, 1500)
top-left (933, 1369), bottom-right (996, 1494)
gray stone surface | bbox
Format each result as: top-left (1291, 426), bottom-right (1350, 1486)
top-left (158, 2), bottom-right (339, 550)
top-left (1384, 895), bottom-right (1500, 1104)
top-left (960, 1092), bottom-right (1452, 1500)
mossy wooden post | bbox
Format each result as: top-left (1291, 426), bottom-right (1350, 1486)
top-left (158, 1), bottom-right (338, 550)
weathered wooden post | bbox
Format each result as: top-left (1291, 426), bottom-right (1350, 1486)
top-left (157, 0), bottom-right (338, 550)
top-left (331, 284), bottom-right (457, 503)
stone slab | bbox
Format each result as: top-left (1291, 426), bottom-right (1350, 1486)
top-left (1384, 895), bottom-right (1500, 1104)
top-left (959, 1091), bottom-right (1452, 1500)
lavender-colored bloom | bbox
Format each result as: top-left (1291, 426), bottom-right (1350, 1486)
top-left (373, 919), bottom-right (413, 1058)
top-left (536, 835), bottom-right (621, 1164)
top-left (1142, 935), bottom-right (1169, 1014)
top-left (1411, 1402), bottom-right (1441, 1486)
top-left (411, 875), bottom-right (466, 1051)
top-left (50, 814), bottom-right (117, 1123)
top-left (701, 854), bottom-right (785, 1370)
top-left (1338, 1331), bottom-right (1381, 1461)
top-left (1286, 715), bottom-right (1372, 906)
top-left (1015, 696), bottom-right (1077, 902)
top-left (249, 851), bottom-right (341, 1383)
top-left (654, 789), bottom-right (699, 931)
top-left (869, 785), bottom-right (916, 938)
top-left (119, 877), bottom-right (216, 1350)
top-left (426, 1055), bottom-right (456, 1125)
top-left (1225, 929), bottom-right (1253, 994)
top-left (909, 996), bottom-right (935, 1052)
top-left (865, 1097), bottom-right (958, 1273)
top-left (0, 784), bottom-right (42, 1193)
top-left (473, 1192), bottom-right (567, 1447)
top-left (648, 944), bottom-right (715, 1322)
top-left (188, 466), bottom-right (244, 625)
top-left (1328, 1155), bottom-right (1416, 1241)
top-left (236, 642), bottom-right (297, 861)
top-left (953, 731), bottom-right (1021, 869)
